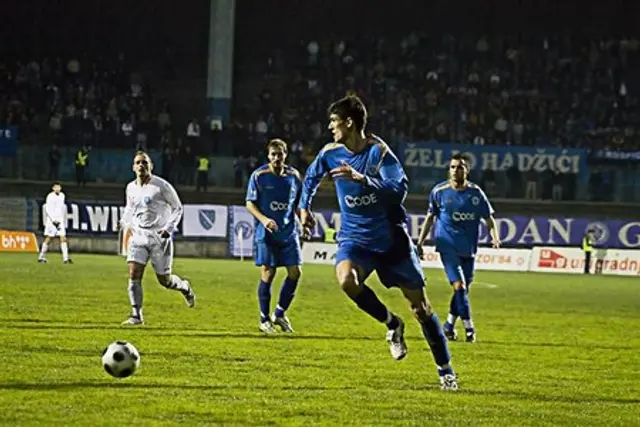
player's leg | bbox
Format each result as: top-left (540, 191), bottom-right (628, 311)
top-left (439, 252), bottom-right (467, 341)
top-left (460, 257), bottom-right (476, 342)
top-left (255, 241), bottom-right (278, 333)
top-left (335, 243), bottom-right (403, 357)
top-left (59, 231), bottom-right (72, 263)
top-left (399, 286), bottom-right (458, 391)
top-left (38, 236), bottom-right (52, 262)
top-left (151, 239), bottom-right (195, 308)
top-left (124, 261), bottom-right (146, 325)
top-left (273, 239), bottom-right (302, 332)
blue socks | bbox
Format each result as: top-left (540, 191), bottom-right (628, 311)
top-left (454, 288), bottom-right (473, 331)
top-left (274, 277), bottom-right (298, 318)
top-left (417, 311), bottom-right (451, 367)
top-left (258, 280), bottom-right (271, 322)
top-left (352, 285), bottom-right (390, 323)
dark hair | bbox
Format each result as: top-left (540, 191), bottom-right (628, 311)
top-left (328, 95), bottom-right (367, 131)
top-left (450, 153), bottom-right (470, 166)
top-left (267, 138), bottom-right (288, 154)
top-left (52, 181), bottom-right (61, 187)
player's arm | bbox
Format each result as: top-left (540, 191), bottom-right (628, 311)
top-left (479, 189), bottom-right (500, 248)
top-left (416, 189), bottom-right (439, 257)
top-left (245, 172), bottom-right (278, 232)
top-left (119, 188), bottom-right (134, 229)
top-left (298, 150), bottom-right (328, 228)
top-left (161, 182), bottom-right (183, 235)
top-left (329, 152), bottom-right (407, 205)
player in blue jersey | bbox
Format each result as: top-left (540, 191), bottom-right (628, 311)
top-left (246, 139), bottom-right (306, 334)
top-left (299, 95), bottom-right (458, 391)
top-left (417, 153), bottom-right (501, 343)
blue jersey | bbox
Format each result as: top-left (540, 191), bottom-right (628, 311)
top-left (299, 135), bottom-right (408, 253)
top-left (428, 181), bottom-right (494, 257)
top-left (246, 164), bottom-right (302, 243)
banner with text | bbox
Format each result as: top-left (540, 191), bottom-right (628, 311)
top-left (302, 243), bottom-right (531, 272)
top-left (530, 246), bottom-right (640, 276)
top-left (397, 141), bottom-right (589, 191)
top-left (228, 205), bottom-right (254, 258)
top-left (182, 205), bottom-right (228, 237)
top-left (33, 200), bottom-right (182, 235)
top-left (307, 211), bottom-right (640, 249)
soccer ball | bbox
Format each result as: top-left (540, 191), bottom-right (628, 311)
top-left (101, 341), bottom-right (140, 378)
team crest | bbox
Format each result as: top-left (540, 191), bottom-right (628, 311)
top-left (198, 209), bottom-right (216, 230)
top-left (445, 197), bottom-right (453, 205)
top-left (366, 164), bottom-right (378, 175)
top-left (472, 196), bottom-right (480, 205)
top-left (143, 196), bottom-right (152, 205)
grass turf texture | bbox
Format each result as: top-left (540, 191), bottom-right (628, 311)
top-left (0, 253), bottom-right (639, 426)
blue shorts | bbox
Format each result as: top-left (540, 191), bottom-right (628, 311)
top-left (439, 252), bottom-right (475, 287)
top-left (254, 239), bottom-right (301, 268)
top-left (335, 227), bottom-right (425, 290)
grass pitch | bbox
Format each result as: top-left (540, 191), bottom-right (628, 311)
top-left (0, 253), bottom-right (639, 426)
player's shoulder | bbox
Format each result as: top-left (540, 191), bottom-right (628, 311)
top-left (318, 141), bottom-right (343, 156)
top-left (366, 134), bottom-right (391, 156)
top-left (467, 181), bottom-right (488, 195)
top-left (285, 165), bottom-right (302, 180)
top-left (251, 164), bottom-right (271, 179)
top-left (431, 180), bottom-right (453, 195)
top-left (150, 174), bottom-right (173, 188)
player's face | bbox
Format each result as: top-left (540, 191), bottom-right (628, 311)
top-left (52, 184), bottom-right (61, 194)
top-left (449, 159), bottom-right (468, 182)
top-left (268, 147), bottom-right (286, 168)
top-left (133, 154), bottom-right (153, 178)
top-left (328, 113), bottom-right (351, 142)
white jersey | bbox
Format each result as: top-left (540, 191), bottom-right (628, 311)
top-left (45, 191), bottom-right (67, 224)
top-left (121, 175), bottom-right (183, 234)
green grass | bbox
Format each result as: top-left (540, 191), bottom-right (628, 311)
top-left (0, 253), bottom-right (639, 426)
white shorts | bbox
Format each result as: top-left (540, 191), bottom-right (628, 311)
top-left (126, 229), bottom-right (173, 275)
top-left (44, 221), bottom-right (66, 238)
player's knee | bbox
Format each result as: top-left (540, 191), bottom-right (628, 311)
top-left (260, 266), bottom-right (276, 283)
top-left (156, 273), bottom-right (171, 288)
top-left (287, 266), bottom-right (301, 281)
top-left (412, 301), bottom-right (434, 322)
top-left (336, 270), bottom-right (358, 294)
top-left (128, 263), bottom-right (144, 280)
top-left (452, 281), bottom-right (466, 291)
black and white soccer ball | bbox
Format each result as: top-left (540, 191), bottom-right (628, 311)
top-left (101, 341), bottom-right (140, 378)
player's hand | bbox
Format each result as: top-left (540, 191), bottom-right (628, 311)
top-left (329, 162), bottom-right (365, 183)
top-left (262, 218), bottom-right (278, 233)
top-left (300, 209), bottom-right (316, 229)
top-left (158, 229), bottom-right (171, 239)
top-left (492, 239), bottom-right (501, 249)
top-left (301, 226), bottom-right (312, 240)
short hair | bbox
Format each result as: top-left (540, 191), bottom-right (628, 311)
top-left (328, 95), bottom-right (368, 131)
top-left (450, 153), bottom-right (470, 166)
top-left (134, 150), bottom-right (149, 158)
top-left (267, 139), bottom-right (288, 154)
top-left (52, 181), bottom-right (61, 187)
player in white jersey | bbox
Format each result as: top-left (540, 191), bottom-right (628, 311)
top-left (119, 151), bottom-right (196, 325)
top-left (38, 182), bottom-right (73, 264)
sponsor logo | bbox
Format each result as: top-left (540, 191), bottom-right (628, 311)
top-left (586, 222), bottom-right (609, 245)
top-left (452, 212), bottom-right (476, 222)
top-left (538, 249), bottom-right (568, 269)
top-left (344, 193), bottom-right (378, 208)
top-left (0, 230), bottom-right (39, 252)
top-left (198, 210), bottom-right (217, 230)
top-left (234, 221), bottom-right (253, 240)
top-left (269, 201), bottom-right (289, 211)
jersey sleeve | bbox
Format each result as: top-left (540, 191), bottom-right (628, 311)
top-left (121, 186), bottom-right (134, 228)
top-left (298, 149), bottom-right (328, 210)
top-left (161, 181), bottom-right (183, 234)
top-left (477, 187), bottom-right (494, 218)
top-left (44, 194), bottom-right (54, 220)
top-left (362, 151), bottom-right (408, 204)
top-left (245, 171), bottom-right (259, 203)
top-left (427, 188), bottom-right (440, 216)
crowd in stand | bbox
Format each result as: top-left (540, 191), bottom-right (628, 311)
top-left (238, 33), bottom-right (640, 160)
